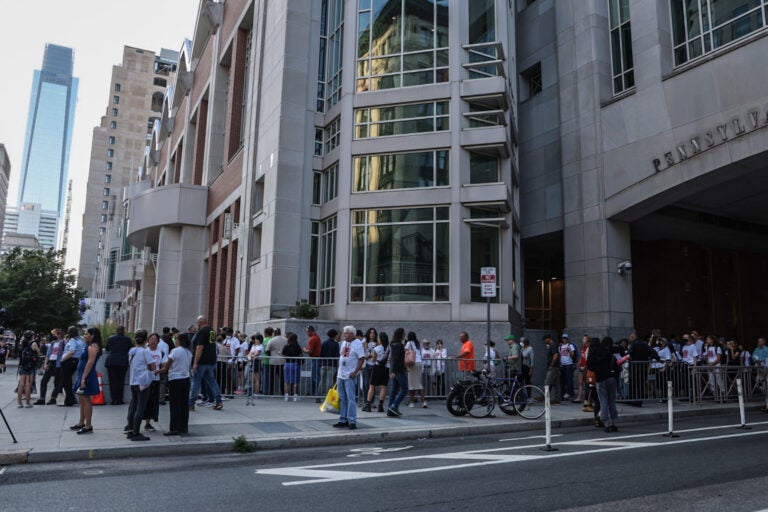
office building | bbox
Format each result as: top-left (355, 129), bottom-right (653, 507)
top-left (77, 46), bottom-right (178, 325)
top-left (8, 44), bottom-right (78, 249)
top-left (0, 145), bottom-right (10, 241)
top-left (110, 0), bottom-right (767, 344)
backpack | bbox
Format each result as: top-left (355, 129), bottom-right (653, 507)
top-left (571, 344), bottom-right (580, 365)
top-left (20, 347), bottom-right (38, 369)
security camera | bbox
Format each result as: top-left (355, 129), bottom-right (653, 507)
top-left (617, 261), bottom-right (632, 275)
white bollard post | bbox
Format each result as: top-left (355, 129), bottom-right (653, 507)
top-left (539, 385), bottom-right (558, 452)
top-left (736, 378), bottom-right (750, 429)
top-left (663, 380), bottom-right (678, 437)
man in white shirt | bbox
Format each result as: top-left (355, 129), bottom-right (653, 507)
top-left (222, 327), bottom-right (241, 395)
top-left (157, 328), bottom-right (171, 404)
top-left (333, 325), bottom-right (365, 430)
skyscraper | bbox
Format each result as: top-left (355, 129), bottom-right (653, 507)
top-left (10, 43), bottom-right (78, 249)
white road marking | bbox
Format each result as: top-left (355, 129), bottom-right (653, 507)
top-left (347, 445), bottom-right (413, 457)
top-left (499, 434), bottom-right (562, 442)
top-left (0, 467), bottom-right (6, 475)
top-left (255, 424), bottom-right (768, 486)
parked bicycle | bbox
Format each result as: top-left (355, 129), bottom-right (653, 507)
top-left (445, 373), bottom-right (481, 416)
top-left (462, 370), bottom-right (545, 419)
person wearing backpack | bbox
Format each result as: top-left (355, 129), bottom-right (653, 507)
top-left (363, 332), bottom-right (389, 412)
top-left (17, 338), bottom-right (38, 408)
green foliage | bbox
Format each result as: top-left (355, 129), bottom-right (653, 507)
top-left (232, 434), bottom-right (255, 453)
top-left (0, 248), bottom-right (86, 333)
top-left (289, 300), bottom-right (319, 320)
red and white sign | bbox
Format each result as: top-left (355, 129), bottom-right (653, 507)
top-left (480, 267), bottom-right (497, 298)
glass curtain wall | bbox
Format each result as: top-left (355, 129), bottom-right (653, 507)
top-left (353, 149), bottom-right (449, 191)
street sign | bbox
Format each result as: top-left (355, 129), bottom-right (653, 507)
top-left (480, 267), bottom-right (496, 297)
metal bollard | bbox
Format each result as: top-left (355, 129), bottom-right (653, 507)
top-left (736, 378), bottom-right (751, 430)
top-left (663, 380), bottom-right (678, 438)
top-left (539, 385), bottom-right (558, 452)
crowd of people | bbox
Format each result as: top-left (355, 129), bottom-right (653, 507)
top-left (4, 321), bottom-right (765, 438)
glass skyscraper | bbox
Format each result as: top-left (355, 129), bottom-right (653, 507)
top-left (15, 44), bottom-right (78, 247)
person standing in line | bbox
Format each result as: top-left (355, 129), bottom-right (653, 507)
top-left (361, 328), bottom-right (378, 401)
top-left (71, 327), bottom-right (103, 434)
top-left (60, 326), bottom-right (86, 407)
top-left (574, 334), bottom-right (590, 404)
top-left (432, 339), bottom-right (447, 396)
top-left (261, 327), bottom-right (274, 396)
top-left (247, 333), bottom-right (263, 398)
top-left (282, 333), bottom-right (303, 402)
top-left (387, 327), bottom-right (408, 417)
top-left (303, 325), bottom-right (322, 396)
top-left (143, 333), bottom-right (166, 432)
top-left (157, 327), bottom-right (172, 404)
top-left (319, 329), bottom-right (340, 400)
top-left (332, 325), bottom-right (365, 430)
top-left (160, 333), bottom-right (192, 435)
top-left (266, 328), bottom-right (288, 397)
top-left (125, 330), bottom-right (155, 441)
top-left (521, 338), bottom-right (534, 386)
top-left (364, 332), bottom-right (389, 412)
top-left (405, 332), bottom-right (427, 408)
top-left (456, 331), bottom-right (476, 374)
top-left (105, 326), bottom-right (132, 405)
top-left (36, 330), bottom-right (63, 405)
top-left (505, 335), bottom-right (522, 379)
top-left (16, 338), bottom-right (38, 408)
top-left (421, 339), bottom-right (434, 399)
top-left (188, 316), bottom-right (223, 411)
top-left (587, 336), bottom-right (623, 433)
top-left (558, 334), bottom-right (577, 400)
top-left (543, 334), bottom-right (561, 404)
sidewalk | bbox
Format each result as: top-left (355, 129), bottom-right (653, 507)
top-left (0, 365), bottom-right (759, 465)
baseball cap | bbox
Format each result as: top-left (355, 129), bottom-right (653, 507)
top-left (561, 333), bottom-right (569, 339)
top-left (306, 325), bottom-right (315, 332)
top-left (504, 334), bottom-right (515, 340)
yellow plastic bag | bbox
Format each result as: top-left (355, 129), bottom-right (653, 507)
top-left (320, 383), bottom-right (340, 413)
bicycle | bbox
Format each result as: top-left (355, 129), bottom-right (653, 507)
top-left (462, 370), bottom-right (545, 419)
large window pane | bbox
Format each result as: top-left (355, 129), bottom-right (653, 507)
top-left (470, 153), bottom-right (499, 184)
top-left (470, 223), bottom-right (500, 303)
top-left (469, 0), bottom-right (495, 44)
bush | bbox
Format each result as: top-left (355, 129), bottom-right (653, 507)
top-left (289, 300), bottom-right (318, 319)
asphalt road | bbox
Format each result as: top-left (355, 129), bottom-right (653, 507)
top-left (2, 414), bottom-right (768, 512)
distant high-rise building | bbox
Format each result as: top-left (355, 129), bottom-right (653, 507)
top-left (9, 43), bottom-right (78, 249)
top-left (77, 46), bottom-right (177, 324)
top-left (0, 145), bottom-right (10, 240)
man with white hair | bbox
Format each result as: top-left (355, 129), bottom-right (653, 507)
top-left (333, 325), bottom-right (365, 430)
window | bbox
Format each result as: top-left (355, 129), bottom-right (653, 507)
top-left (151, 92), bottom-right (163, 112)
top-left (318, 215), bottom-right (337, 305)
top-left (103, 188), bottom-right (110, 196)
top-left (105, 174), bottom-right (112, 183)
top-left (153, 77), bottom-right (167, 87)
top-left (312, 171), bottom-right (322, 205)
top-left (324, 118), bottom-right (341, 153)
top-left (107, 149), bottom-right (114, 158)
top-left (467, 0), bottom-right (499, 78)
top-left (110, 121), bottom-right (117, 129)
top-left (108, 136), bottom-right (115, 145)
top-left (113, 95), bottom-right (120, 105)
top-left (354, 101), bottom-right (449, 138)
top-left (250, 225), bottom-right (263, 263)
top-left (354, 150), bottom-right (449, 191)
top-left (350, 206), bottom-right (449, 302)
top-left (314, 128), bottom-right (324, 156)
top-left (309, 221), bottom-right (319, 304)
top-left (670, 0), bottom-right (768, 66)
top-left (112, 108), bottom-right (118, 116)
top-left (469, 153), bottom-right (499, 184)
top-left (106, 161), bottom-right (112, 171)
top-left (100, 214), bottom-right (108, 223)
top-left (114, 83), bottom-right (121, 92)
top-left (318, 0), bottom-right (344, 110)
top-left (321, 163), bottom-right (338, 203)
top-left (469, 209), bottom-right (501, 302)
top-left (101, 201), bottom-right (109, 210)
top-left (252, 176), bottom-right (265, 214)
top-left (356, 0), bottom-right (449, 92)
top-left (520, 63), bottom-right (542, 98)
top-left (99, 227), bottom-right (106, 235)
top-left (609, 0), bottom-right (634, 94)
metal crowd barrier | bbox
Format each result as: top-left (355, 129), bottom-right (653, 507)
top-left (207, 354), bottom-right (493, 402)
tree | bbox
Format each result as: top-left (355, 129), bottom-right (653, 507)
top-left (0, 248), bottom-right (86, 334)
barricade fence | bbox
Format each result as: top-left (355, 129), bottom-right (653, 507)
top-left (202, 355), bottom-right (765, 406)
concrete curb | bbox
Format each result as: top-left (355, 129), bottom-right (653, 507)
top-left (10, 403), bottom-right (761, 465)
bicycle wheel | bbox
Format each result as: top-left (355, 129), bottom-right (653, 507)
top-left (446, 387), bottom-right (467, 417)
top-left (497, 382), bottom-right (518, 416)
top-left (513, 384), bottom-right (545, 419)
top-left (463, 383), bottom-right (494, 418)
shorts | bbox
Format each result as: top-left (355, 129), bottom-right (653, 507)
top-left (18, 367), bottom-right (36, 376)
top-left (370, 365), bottom-right (389, 386)
top-left (283, 362), bottom-right (300, 385)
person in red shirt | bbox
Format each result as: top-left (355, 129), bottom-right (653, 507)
top-left (303, 326), bottom-right (322, 396)
top-left (456, 331), bottom-right (476, 372)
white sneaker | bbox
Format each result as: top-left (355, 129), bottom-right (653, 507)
top-left (293, 395), bottom-right (299, 402)
top-left (284, 394), bottom-right (289, 401)
top-left (408, 402), bottom-right (416, 408)
top-left (422, 401), bottom-right (428, 408)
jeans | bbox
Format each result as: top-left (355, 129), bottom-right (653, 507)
top-left (106, 365), bottom-right (127, 404)
top-left (596, 377), bottom-right (618, 426)
top-left (337, 377), bottom-right (358, 425)
top-left (188, 364), bottom-right (222, 406)
top-left (560, 364), bottom-right (575, 397)
top-left (127, 385), bottom-right (151, 434)
top-left (39, 365), bottom-right (60, 400)
top-left (310, 359), bottom-right (322, 395)
top-left (388, 371), bottom-right (408, 410)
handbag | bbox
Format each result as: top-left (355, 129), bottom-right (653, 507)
top-left (405, 348), bottom-right (416, 368)
top-left (320, 383), bottom-right (340, 413)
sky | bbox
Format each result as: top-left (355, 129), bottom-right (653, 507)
top-left (0, 1), bottom-right (198, 272)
